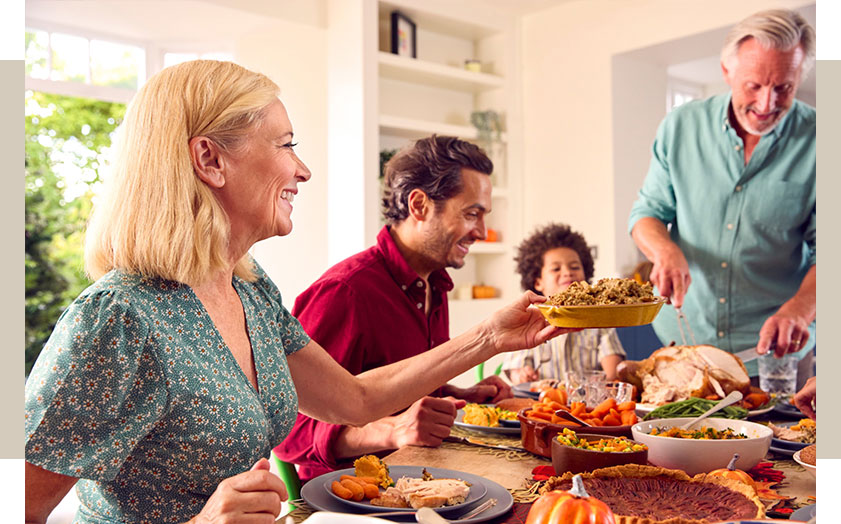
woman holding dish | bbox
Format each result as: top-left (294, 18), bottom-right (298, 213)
top-left (24, 60), bottom-right (571, 524)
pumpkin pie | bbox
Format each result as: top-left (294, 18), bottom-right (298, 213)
top-left (541, 464), bottom-right (764, 524)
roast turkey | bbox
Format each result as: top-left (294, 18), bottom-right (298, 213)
top-left (616, 345), bottom-right (751, 405)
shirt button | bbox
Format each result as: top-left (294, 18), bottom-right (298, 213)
top-left (416, 281), bottom-right (424, 288)
top-left (721, 262), bottom-right (728, 268)
top-left (735, 185), bottom-right (742, 192)
top-left (718, 331), bottom-right (725, 338)
top-left (416, 303), bottom-right (423, 309)
top-left (726, 223), bottom-right (734, 230)
top-left (734, 145), bottom-right (741, 151)
top-left (722, 124), bottom-right (727, 131)
top-left (719, 297), bottom-right (726, 304)
top-left (401, 285), bottom-right (407, 290)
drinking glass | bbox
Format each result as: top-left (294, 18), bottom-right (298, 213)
top-left (758, 353), bottom-right (799, 397)
top-left (585, 381), bottom-right (634, 407)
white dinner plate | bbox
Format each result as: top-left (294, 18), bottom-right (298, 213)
top-left (453, 409), bottom-right (521, 436)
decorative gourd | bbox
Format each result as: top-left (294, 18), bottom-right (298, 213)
top-left (526, 474), bottom-right (616, 524)
top-left (709, 453), bottom-right (755, 488)
top-left (472, 285), bottom-right (497, 299)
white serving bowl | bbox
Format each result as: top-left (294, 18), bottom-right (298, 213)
top-left (631, 417), bottom-right (772, 476)
top-left (792, 449), bottom-right (817, 478)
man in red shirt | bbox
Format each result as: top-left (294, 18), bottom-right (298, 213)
top-left (275, 136), bottom-right (511, 481)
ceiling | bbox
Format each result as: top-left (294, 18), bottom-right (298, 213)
top-left (25, 0), bottom-right (572, 43)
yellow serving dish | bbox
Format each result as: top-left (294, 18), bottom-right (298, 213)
top-left (536, 297), bottom-right (667, 328)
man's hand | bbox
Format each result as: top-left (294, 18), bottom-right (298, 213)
top-left (508, 366), bottom-right (539, 385)
top-left (756, 299), bottom-right (812, 357)
top-left (649, 244), bottom-right (691, 307)
top-left (388, 396), bottom-right (466, 450)
top-left (442, 375), bottom-right (512, 403)
top-left (189, 458), bottom-right (287, 524)
top-left (793, 376), bottom-right (816, 420)
top-left (631, 217), bottom-right (691, 307)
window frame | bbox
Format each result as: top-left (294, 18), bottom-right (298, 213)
top-left (666, 77), bottom-right (705, 113)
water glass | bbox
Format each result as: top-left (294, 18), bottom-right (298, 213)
top-left (758, 353), bottom-right (799, 397)
top-left (585, 381), bottom-right (634, 407)
top-left (564, 372), bottom-right (586, 404)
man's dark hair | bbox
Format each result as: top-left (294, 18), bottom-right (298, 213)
top-left (381, 135), bottom-right (493, 224)
top-left (514, 223), bottom-right (594, 293)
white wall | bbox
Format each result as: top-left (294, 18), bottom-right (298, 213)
top-left (520, 0), bottom-right (813, 281)
top-left (237, 19), bottom-right (330, 306)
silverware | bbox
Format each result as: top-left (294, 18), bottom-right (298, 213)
top-left (416, 507), bottom-right (450, 523)
top-left (553, 409), bottom-right (591, 426)
top-left (733, 341), bottom-right (777, 363)
top-left (674, 306), bottom-right (696, 345)
top-left (679, 390), bottom-right (744, 430)
top-left (455, 497), bottom-right (497, 520)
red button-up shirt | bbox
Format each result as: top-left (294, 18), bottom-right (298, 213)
top-left (274, 226), bottom-right (453, 481)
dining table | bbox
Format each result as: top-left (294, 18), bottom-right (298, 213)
top-left (280, 410), bottom-right (816, 523)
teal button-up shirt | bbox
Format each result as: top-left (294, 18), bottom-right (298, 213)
top-left (628, 93), bottom-right (816, 376)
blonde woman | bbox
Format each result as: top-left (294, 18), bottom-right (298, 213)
top-left (24, 60), bottom-right (570, 524)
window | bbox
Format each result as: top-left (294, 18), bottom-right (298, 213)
top-left (666, 78), bottom-right (704, 113)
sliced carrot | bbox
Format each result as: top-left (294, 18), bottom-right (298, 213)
top-left (590, 398), bottom-right (617, 418)
top-left (332, 480), bottom-right (353, 500)
top-left (602, 414), bottom-right (621, 426)
top-left (616, 401), bottom-right (636, 412)
top-left (620, 410), bottom-right (637, 426)
top-left (530, 411), bottom-right (553, 421)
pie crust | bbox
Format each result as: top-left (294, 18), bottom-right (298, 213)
top-left (540, 464), bottom-right (764, 524)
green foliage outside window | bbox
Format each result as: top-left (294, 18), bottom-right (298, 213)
top-left (25, 92), bottom-right (125, 375)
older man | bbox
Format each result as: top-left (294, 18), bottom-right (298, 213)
top-left (276, 135), bottom-right (511, 481)
top-left (628, 9), bottom-right (815, 380)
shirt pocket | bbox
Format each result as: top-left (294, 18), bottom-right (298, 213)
top-left (742, 181), bottom-right (809, 233)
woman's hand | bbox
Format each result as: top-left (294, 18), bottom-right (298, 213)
top-left (482, 291), bottom-right (573, 353)
top-left (188, 458), bottom-right (287, 524)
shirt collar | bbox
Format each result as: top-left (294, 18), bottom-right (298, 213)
top-left (376, 226), bottom-right (454, 293)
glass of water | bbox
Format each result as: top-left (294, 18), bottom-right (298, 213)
top-left (758, 353), bottom-right (799, 397)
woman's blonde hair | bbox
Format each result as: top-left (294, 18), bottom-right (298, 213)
top-left (85, 60), bottom-right (280, 285)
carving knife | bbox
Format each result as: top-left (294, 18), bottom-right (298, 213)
top-left (733, 346), bottom-right (763, 363)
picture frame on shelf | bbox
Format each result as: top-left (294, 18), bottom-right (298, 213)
top-left (391, 11), bottom-right (416, 58)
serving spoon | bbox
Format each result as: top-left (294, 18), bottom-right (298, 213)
top-left (679, 390), bottom-right (744, 430)
top-left (553, 409), bottom-right (592, 427)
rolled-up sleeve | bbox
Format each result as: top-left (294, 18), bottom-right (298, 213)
top-left (628, 118), bottom-right (678, 234)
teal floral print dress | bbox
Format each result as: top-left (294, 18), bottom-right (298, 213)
top-left (25, 264), bottom-right (310, 523)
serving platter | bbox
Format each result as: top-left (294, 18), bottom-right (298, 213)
top-left (454, 409), bottom-right (521, 435)
top-left (635, 403), bottom-right (773, 419)
top-left (301, 466), bottom-right (514, 523)
top-left (535, 297), bottom-right (666, 328)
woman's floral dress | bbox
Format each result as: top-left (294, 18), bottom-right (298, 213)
top-left (25, 265), bottom-right (310, 523)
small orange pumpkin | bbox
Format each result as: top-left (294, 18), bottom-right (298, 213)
top-left (708, 453), bottom-right (755, 488)
top-left (526, 474), bottom-right (616, 524)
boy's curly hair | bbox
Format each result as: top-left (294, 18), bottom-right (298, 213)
top-left (514, 223), bottom-right (594, 293)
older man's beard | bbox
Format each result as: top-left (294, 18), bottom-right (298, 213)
top-left (736, 105), bottom-right (786, 136)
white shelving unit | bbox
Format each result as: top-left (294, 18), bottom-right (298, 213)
top-left (325, 0), bottom-right (522, 338)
